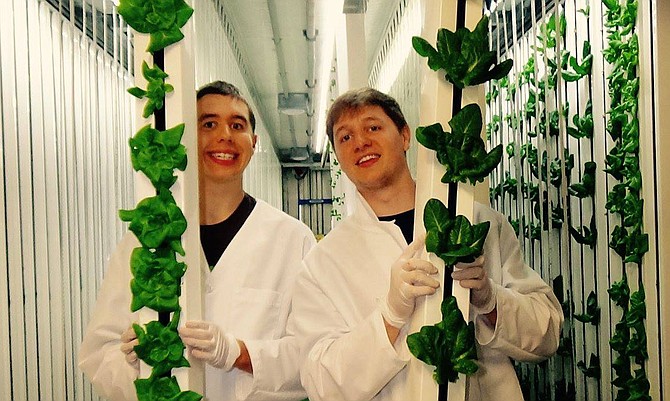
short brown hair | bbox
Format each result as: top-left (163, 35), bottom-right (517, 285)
top-left (326, 87), bottom-right (408, 144)
top-left (197, 80), bottom-right (256, 132)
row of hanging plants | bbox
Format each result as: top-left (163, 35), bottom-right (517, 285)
top-left (117, 0), bottom-right (202, 400)
top-left (484, 0), bottom-right (650, 400)
top-left (407, 14), bottom-right (509, 388)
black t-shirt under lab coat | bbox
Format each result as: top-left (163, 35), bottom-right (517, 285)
top-left (200, 193), bottom-right (256, 269)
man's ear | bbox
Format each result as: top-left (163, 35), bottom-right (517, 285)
top-left (252, 134), bottom-right (258, 150)
top-left (401, 125), bottom-right (411, 151)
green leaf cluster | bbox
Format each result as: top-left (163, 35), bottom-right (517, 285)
top-left (407, 297), bottom-right (478, 384)
top-left (133, 311), bottom-right (190, 377)
top-left (574, 291), bottom-right (600, 325)
top-left (416, 104), bottom-right (503, 185)
top-left (567, 100), bottom-right (594, 139)
top-left (130, 247), bottom-right (187, 312)
top-left (412, 16), bottom-right (513, 89)
top-left (577, 353), bottom-right (601, 379)
top-left (562, 41), bottom-right (593, 82)
top-left (117, 0), bottom-right (194, 53)
top-left (569, 216), bottom-right (597, 248)
top-left (129, 124), bottom-right (187, 189)
top-left (135, 376), bottom-right (202, 401)
top-left (607, 276), bottom-right (651, 401)
top-left (119, 189), bottom-right (187, 254)
top-left (423, 198), bottom-right (490, 267)
top-left (534, 14), bottom-right (566, 52)
top-left (128, 61), bottom-right (175, 118)
top-left (568, 161), bottom-right (596, 199)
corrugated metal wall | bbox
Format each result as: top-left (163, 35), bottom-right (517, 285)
top-left (0, 0), bottom-right (134, 399)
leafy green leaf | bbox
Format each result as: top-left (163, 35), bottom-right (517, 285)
top-left (574, 291), bottom-right (600, 325)
top-left (119, 189), bottom-right (187, 253)
top-left (569, 161), bottom-right (596, 198)
top-left (417, 105), bottom-right (503, 185)
top-left (135, 376), bottom-right (202, 401)
top-left (117, 0), bottom-right (195, 53)
top-left (133, 311), bottom-right (189, 377)
top-left (128, 61), bottom-right (175, 118)
top-left (407, 297), bottom-right (478, 384)
top-left (413, 16), bottom-right (513, 88)
top-left (423, 199), bottom-right (490, 266)
top-left (129, 247), bottom-right (186, 312)
top-left (577, 353), bottom-right (600, 379)
top-left (128, 124), bottom-right (188, 189)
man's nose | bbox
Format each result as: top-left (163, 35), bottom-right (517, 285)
top-left (216, 126), bottom-right (233, 142)
top-left (353, 131), bottom-right (371, 150)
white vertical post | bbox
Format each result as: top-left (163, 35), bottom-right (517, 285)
top-left (335, 9), bottom-right (368, 218)
top-left (408, 0), bottom-right (484, 400)
top-left (131, 2), bottom-right (204, 394)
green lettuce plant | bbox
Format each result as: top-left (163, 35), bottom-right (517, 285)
top-left (119, 189), bottom-right (187, 255)
top-left (130, 247), bottom-right (187, 312)
top-left (134, 376), bottom-right (202, 401)
top-left (129, 124), bottom-right (188, 189)
top-left (416, 104), bottom-right (503, 185)
top-left (407, 297), bottom-right (479, 384)
top-left (129, 61), bottom-right (175, 118)
top-left (117, 0), bottom-right (194, 53)
top-left (412, 16), bottom-right (513, 89)
top-left (423, 199), bottom-right (490, 266)
top-left (133, 311), bottom-right (190, 377)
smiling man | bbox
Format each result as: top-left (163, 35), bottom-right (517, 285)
top-left (79, 81), bottom-right (316, 401)
top-left (288, 87), bottom-right (563, 401)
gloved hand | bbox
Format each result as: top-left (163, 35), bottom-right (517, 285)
top-left (452, 255), bottom-right (497, 314)
top-left (178, 320), bottom-right (241, 371)
top-left (381, 236), bottom-right (440, 328)
top-left (120, 325), bottom-right (139, 371)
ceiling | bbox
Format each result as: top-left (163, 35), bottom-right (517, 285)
top-left (218, 0), bottom-right (400, 167)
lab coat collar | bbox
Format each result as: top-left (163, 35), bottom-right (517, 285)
top-left (350, 191), bottom-right (409, 248)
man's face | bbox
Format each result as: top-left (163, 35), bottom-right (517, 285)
top-left (332, 105), bottom-right (410, 193)
top-left (197, 94), bottom-right (257, 185)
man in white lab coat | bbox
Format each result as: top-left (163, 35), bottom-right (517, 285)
top-left (79, 81), bottom-right (316, 401)
top-left (288, 87), bottom-right (563, 401)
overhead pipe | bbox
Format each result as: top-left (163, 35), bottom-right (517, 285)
top-left (267, 0), bottom-right (299, 148)
top-left (304, 0), bottom-right (318, 149)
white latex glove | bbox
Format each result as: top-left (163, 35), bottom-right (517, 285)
top-left (452, 255), bottom-right (497, 314)
top-left (119, 325), bottom-right (140, 371)
top-left (178, 320), bottom-right (241, 371)
top-left (380, 236), bottom-right (440, 328)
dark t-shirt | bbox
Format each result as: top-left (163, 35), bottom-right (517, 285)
top-left (378, 209), bottom-right (415, 244)
top-left (200, 193), bottom-right (257, 269)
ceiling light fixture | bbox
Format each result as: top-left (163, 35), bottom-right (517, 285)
top-left (278, 93), bottom-right (309, 116)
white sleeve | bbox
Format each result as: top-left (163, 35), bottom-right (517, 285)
top-left (474, 210), bottom-right (564, 362)
top-left (290, 266), bottom-right (408, 401)
top-left (78, 233), bottom-right (139, 401)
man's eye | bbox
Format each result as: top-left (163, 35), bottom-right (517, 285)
top-left (369, 125), bottom-right (380, 132)
top-left (341, 134), bottom-right (351, 142)
top-left (232, 122), bottom-right (244, 130)
top-left (203, 121), bottom-right (216, 129)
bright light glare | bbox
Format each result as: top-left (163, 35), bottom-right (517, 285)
top-left (314, 0), bottom-right (343, 155)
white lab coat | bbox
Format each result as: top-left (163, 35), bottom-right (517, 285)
top-left (288, 193), bottom-right (563, 401)
top-left (79, 200), bottom-right (316, 401)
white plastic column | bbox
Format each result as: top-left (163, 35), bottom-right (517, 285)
top-left (407, 1), bottom-right (485, 401)
top-left (334, 11), bottom-right (367, 219)
top-left (132, 5), bottom-right (205, 395)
